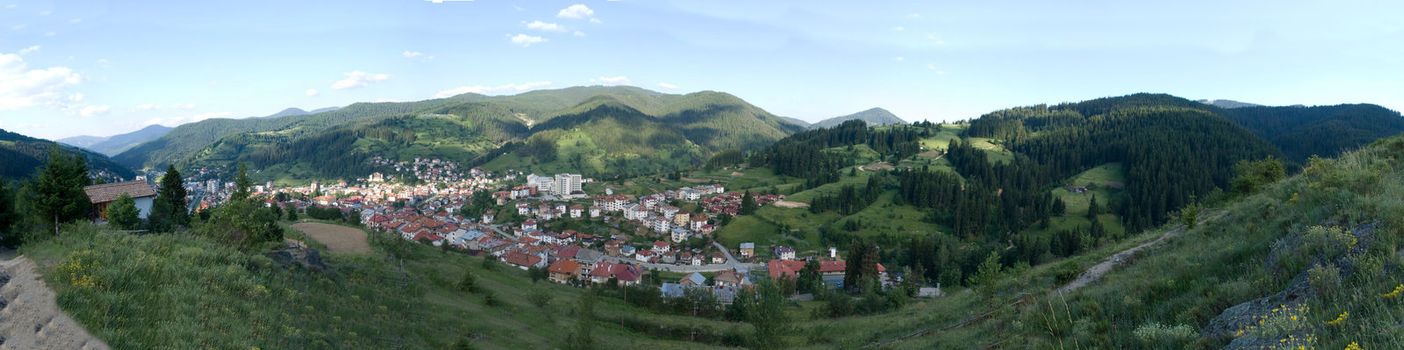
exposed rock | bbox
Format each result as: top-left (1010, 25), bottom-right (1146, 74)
top-left (265, 242), bottom-right (328, 272)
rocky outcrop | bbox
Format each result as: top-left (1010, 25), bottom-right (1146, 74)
top-left (0, 256), bottom-right (110, 350)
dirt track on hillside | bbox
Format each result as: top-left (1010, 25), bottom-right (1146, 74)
top-left (1055, 210), bottom-right (1222, 294)
top-left (0, 254), bottom-right (110, 350)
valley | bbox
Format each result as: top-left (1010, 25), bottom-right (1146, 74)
top-left (3, 90), bottom-right (1403, 349)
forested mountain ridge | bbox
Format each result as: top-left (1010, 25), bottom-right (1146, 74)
top-left (137, 86), bottom-right (801, 181)
top-left (1219, 103), bottom-right (1404, 162)
top-left (0, 128), bottom-right (135, 181)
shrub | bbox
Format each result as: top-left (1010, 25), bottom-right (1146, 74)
top-left (1131, 322), bottom-right (1196, 348)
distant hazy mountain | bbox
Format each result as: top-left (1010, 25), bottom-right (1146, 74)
top-left (1, 128), bottom-right (135, 181)
top-left (60, 125), bottom-right (174, 157)
top-left (1198, 99), bottom-right (1263, 109)
top-left (56, 135), bottom-right (108, 148)
top-left (811, 107), bottom-right (906, 129)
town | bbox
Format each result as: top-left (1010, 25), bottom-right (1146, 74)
top-left (164, 156), bottom-right (920, 304)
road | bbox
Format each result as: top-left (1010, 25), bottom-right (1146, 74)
top-left (1054, 210), bottom-right (1222, 295)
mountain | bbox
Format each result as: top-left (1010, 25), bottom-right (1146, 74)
top-left (776, 116), bottom-right (811, 128)
top-left (1198, 98), bottom-right (1263, 109)
top-left (127, 86), bottom-right (803, 180)
top-left (61, 125), bottom-right (174, 156)
top-left (0, 128), bottom-right (135, 181)
top-left (1219, 103), bottom-right (1404, 161)
top-left (810, 107), bottom-right (906, 129)
top-left (55, 135), bottom-right (107, 148)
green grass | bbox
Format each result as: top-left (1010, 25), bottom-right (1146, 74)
top-left (24, 223), bottom-right (751, 349)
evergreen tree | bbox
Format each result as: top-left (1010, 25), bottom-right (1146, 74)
top-left (107, 194), bottom-right (141, 230)
top-left (286, 207), bottom-right (299, 221)
top-left (1086, 194), bottom-right (1100, 219)
top-left (0, 181), bottom-right (18, 245)
top-left (740, 190), bottom-right (757, 215)
top-left (156, 165), bottom-right (189, 227)
top-left (231, 163), bottom-right (253, 201)
top-left (458, 266), bottom-right (479, 293)
top-left (966, 251), bottom-right (1003, 288)
top-left (196, 199), bottom-right (283, 249)
top-left (30, 148), bottom-right (92, 236)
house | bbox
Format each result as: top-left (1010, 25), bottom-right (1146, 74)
top-left (680, 272), bottom-right (707, 288)
top-left (83, 181), bottom-right (158, 220)
top-left (504, 251), bottom-right (546, 270)
top-left (690, 214), bottom-right (709, 231)
top-left (739, 242), bottom-right (755, 259)
top-left (652, 241), bottom-right (672, 254)
top-left (670, 227), bottom-right (691, 243)
top-left (588, 207), bottom-right (601, 218)
top-left (773, 246), bottom-right (796, 260)
top-left (651, 217), bottom-right (671, 233)
top-left (817, 260), bottom-right (888, 289)
top-left (767, 259), bottom-right (806, 280)
top-left (521, 219), bottom-right (537, 231)
top-left (570, 204), bottom-right (584, 218)
top-left (516, 203), bottom-right (531, 215)
top-left (588, 261), bottom-right (643, 286)
top-left (548, 260), bottom-right (583, 283)
top-left (660, 283), bottom-right (686, 298)
top-left (481, 210), bottom-right (495, 224)
top-left (673, 212), bottom-right (690, 226)
top-left (604, 240), bottom-right (624, 257)
top-left (714, 269), bottom-right (750, 288)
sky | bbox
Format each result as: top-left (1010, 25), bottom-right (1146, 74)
top-left (1, 0), bottom-right (1402, 140)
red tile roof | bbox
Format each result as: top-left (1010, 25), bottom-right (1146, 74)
top-left (548, 260), bottom-right (582, 275)
top-left (505, 251), bottom-right (542, 267)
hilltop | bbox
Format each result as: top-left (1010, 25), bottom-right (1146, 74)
top-left (58, 125), bottom-right (172, 156)
top-left (809, 107), bottom-right (906, 129)
top-left (117, 86), bottom-right (803, 181)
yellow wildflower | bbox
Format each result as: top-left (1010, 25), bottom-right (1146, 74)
top-left (1327, 311), bottom-right (1349, 326)
top-left (1382, 284), bottom-right (1403, 299)
top-left (1345, 341), bottom-right (1363, 350)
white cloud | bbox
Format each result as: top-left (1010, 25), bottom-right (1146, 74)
top-left (509, 34), bottom-right (546, 47)
top-left (590, 76), bottom-right (631, 86)
top-left (427, 0), bottom-right (473, 3)
top-left (68, 18), bottom-right (81, 24)
top-left (305, 88), bottom-right (320, 97)
top-left (402, 50), bottom-right (423, 58)
top-left (926, 63), bottom-right (948, 75)
top-left (573, 30), bottom-right (586, 37)
top-left (67, 92), bottom-right (84, 102)
top-left (0, 51), bottom-right (83, 111)
top-left (18, 45), bottom-right (39, 55)
top-left (145, 111), bottom-right (234, 127)
top-left (525, 20), bottom-right (567, 32)
top-left (926, 33), bottom-right (945, 45)
top-left (331, 70), bottom-right (390, 90)
top-left (892, 26), bottom-right (905, 32)
top-left (893, 56), bottom-right (905, 62)
top-left (79, 105), bottom-right (109, 117)
top-left (907, 13), bottom-right (922, 18)
top-left (135, 103), bottom-right (158, 110)
top-left (433, 81), bottom-right (552, 98)
top-left (172, 103), bottom-right (195, 110)
top-left (657, 82), bottom-right (678, 90)
top-left (557, 4), bottom-right (595, 20)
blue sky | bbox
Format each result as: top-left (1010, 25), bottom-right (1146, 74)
top-left (2, 0), bottom-right (1401, 140)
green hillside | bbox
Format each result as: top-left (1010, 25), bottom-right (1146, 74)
top-left (1219, 104), bottom-right (1404, 162)
top-left (117, 86), bottom-right (800, 181)
top-left (0, 128), bottom-right (134, 181)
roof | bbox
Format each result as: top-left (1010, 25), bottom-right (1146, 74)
top-left (682, 272), bottom-right (706, 286)
top-left (83, 181), bottom-right (156, 203)
top-left (505, 251), bottom-right (542, 267)
top-left (767, 259), bottom-right (806, 280)
top-left (548, 260), bottom-right (582, 274)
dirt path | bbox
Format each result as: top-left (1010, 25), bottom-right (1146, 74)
top-left (292, 223), bottom-right (371, 254)
top-left (0, 255), bottom-right (110, 350)
top-left (772, 200), bottom-right (809, 209)
top-left (1055, 210), bottom-right (1221, 295)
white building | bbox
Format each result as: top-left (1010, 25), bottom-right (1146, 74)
top-left (553, 173), bottom-right (583, 196)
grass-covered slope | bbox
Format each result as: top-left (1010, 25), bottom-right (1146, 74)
top-left (23, 223), bottom-right (748, 349)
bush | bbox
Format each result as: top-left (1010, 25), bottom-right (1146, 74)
top-left (529, 290), bottom-right (553, 308)
top-left (1131, 322), bottom-right (1196, 349)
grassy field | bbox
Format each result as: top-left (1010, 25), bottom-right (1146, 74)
top-left (291, 222), bottom-right (371, 254)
